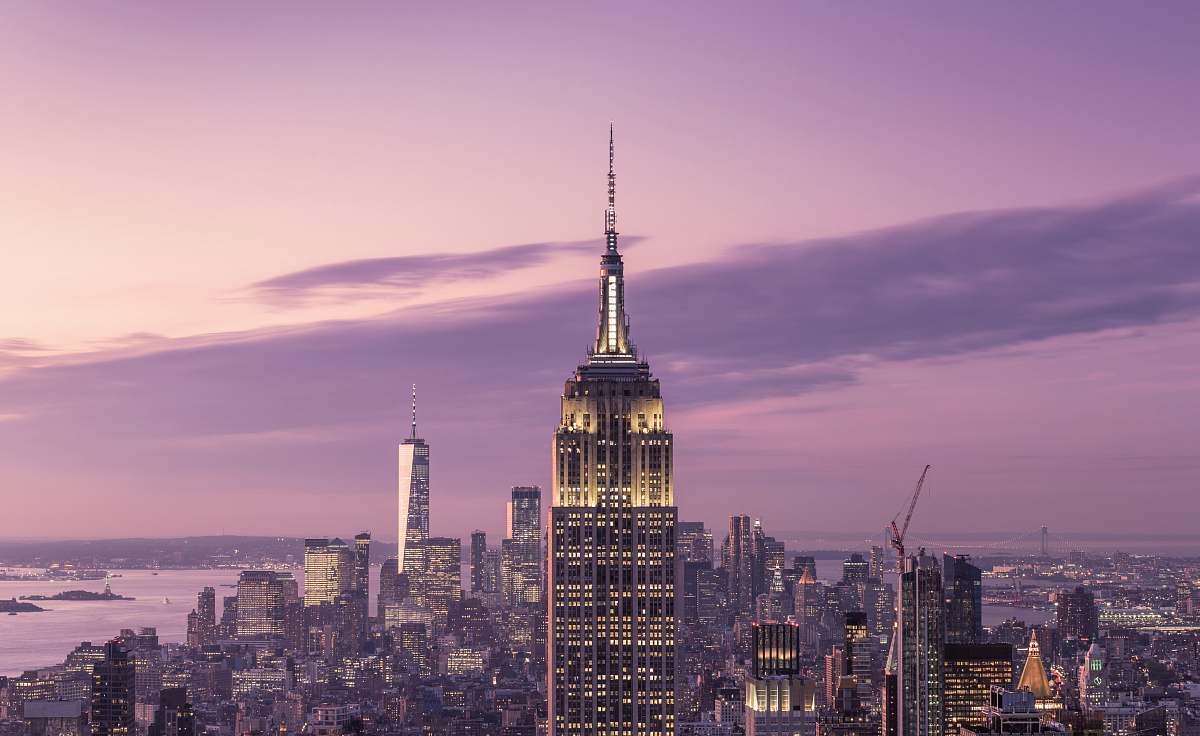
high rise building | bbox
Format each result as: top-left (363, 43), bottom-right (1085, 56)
top-left (896, 552), bottom-right (944, 736)
top-left (147, 687), bottom-right (195, 736)
top-left (753, 622), bottom-right (802, 678)
top-left (843, 554), bottom-right (870, 585)
top-left (843, 611), bottom-right (877, 709)
top-left (549, 128), bottom-right (676, 736)
top-left (1057, 586), bottom-right (1098, 641)
top-left (869, 546), bottom-right (886, 580)
top-left (942, 644), bottom-right (1014, 734)
top-left (944, 554), bottom-right (983, 644)
top-left (1078, 643), bottom-right (1107, 709)
top-left (187, 587), bottom-right (216, 646)
top-left (677, 521), bottom-right (714, 564)
top-left (303, 538), bottom-right (352, 607)
top-left (352, 533), bottom-right (371, 597)
top-left (90, 640), bottom-right (135, 736)
top-left (723, 515), bottom-right (759, 617)
top-left (746, 624), bottom-right (816, 736)
top-left (234, 570), bottom-right (296, 640)
top-left (378, 558), bottom-right (400, 620)
top-left (470, 530), bottom-right (488, 593)
top-left (482, 548), bottom-right (501, 595)
top-left (424, 537), bottom-right (462, 628)
top-left (504, 486), bottom-right (542, 605)
top-left (397, 385), bottom-right (431, 585)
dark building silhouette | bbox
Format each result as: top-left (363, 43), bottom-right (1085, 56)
top-left (944, 554), bottom-right (983, 644)
top-left (147, 687), bottom-right (195, 736)
top-left (1057, 586), bottom-right (1098, 641)
top-left (91, 639), bottom-right (135, 736)
top-left (378, 557), bottom-right (399, 620)
top-left (469, 530), bottom-right (487, 593)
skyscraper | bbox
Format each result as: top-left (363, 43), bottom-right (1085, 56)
top-left (896, 552), bottom-right (944, 736)
top-left (677, 522), bottom-right (714, 564)
top-left (843, 554), bottom-right (870, 585)
top-left (723, 515), bottom-right (759, 617)
top-left (398, 385), bottom-right (431, 587)
top-left (943, 554), bottom-right (983, 644)
top-left (503, 486), bottom-right (542, 605)
top-left (1078, 642), bottom-right (1107, 709)
top-left (303, 538), bottom-right (352, 606)
top-left (549, 128), bottom-right (677, 736)
top-left (424, 536), bottom-right (462, 628)
top-left (1057, 586), bottom-right (1098, 641)
top-left (378, 557), bottom-right (400, 620)
top-left (942, 643), bottom-right (1013, 734)
top-left (469, 530), bottom-right (488, 594)
top-left (235, 570), bottom-right (296, 640)
top-left (746, 623), bottom-right (816, 736)
top-left (352, 532), bottom-right (371, 598)
top-left (90, 640), bottom-right (135, 736)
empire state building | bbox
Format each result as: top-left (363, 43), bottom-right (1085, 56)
top-left (549, 128), bottom-right (677, 735)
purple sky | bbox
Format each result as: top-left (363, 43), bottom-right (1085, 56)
top-left (1, 3), bottom-right (1199, 543)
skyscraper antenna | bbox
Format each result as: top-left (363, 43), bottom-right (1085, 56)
top-left (605, 122), bottom-right (617, 249)
top-left (410, 383), bottom-right (417, 439)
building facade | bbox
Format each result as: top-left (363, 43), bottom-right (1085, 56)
top-left (896, 552), bottom-right (944, 736)
top-left (398, 386), bottom-right (431, 588)
top-left (548, 129), bottom-right (677, 735)
top-left (303, 538), bottom-right (352, 607)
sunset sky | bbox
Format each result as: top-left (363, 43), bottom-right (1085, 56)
top-left (2, 2), bottom-right (1199, 543)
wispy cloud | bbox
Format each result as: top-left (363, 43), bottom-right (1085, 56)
top-left (2, 179), bottom-right (1200, 536)
top-left (247, 238), bottom-right (630, 306)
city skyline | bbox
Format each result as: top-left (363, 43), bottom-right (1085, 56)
top-left (4, 3), bottom-right (1200, 542)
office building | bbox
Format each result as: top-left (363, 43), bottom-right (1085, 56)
top-left (869, 546), bottom-right (886, 580)
top-left (424, 536), bottom-right (462, 627)
top-left (91, 640), bottom-right (135, 736)
top-left (942, 644), bottom-right (1014, 734)
top-left (378, 557), bottom-right (400, 620)
top-left (754, 622), bottom-right (802, 677)
top-left (397, 386), bottom-right (431, 585)
top-left (549, 129), bottom-right (677, 735)
top-left (678, 521), bottom-right (715, 564)
top-left (843, 554), bottom-right (870, 585)
top-left (186, 587), bottom-right (216, 646)
top-left (351, 533), bottom-right (370, 597)
top-left (1057, 586), bottom-right (1098, 641)
top-left (746, 624), bottom-right (816, 736)
top-left (944, 554), bottom-right (983, 645)
top-left (1078, 643), bottom-right (1107, 709)
top-left (896, 552), bottom-right (944, 736)
top-left (723, 515), bottom-right (759, 616)
top-left (235, 570), bottom-right (296, 640)
top-left (504, 486), bottom-right (542, 605)
top-left (147, 687), bottom-right (195, 736)
top-left (470, 530), bottom-right (488, 593)
top-left (303, 538), bottom-right (352, 607)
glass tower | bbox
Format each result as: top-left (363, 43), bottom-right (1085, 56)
top-left (549, 127), bottom-right (677, 735)
top-left (398, 385), bottom-right (431, 594)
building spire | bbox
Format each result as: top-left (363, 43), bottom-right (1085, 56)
top-left (605, 122), bottom-right (617, 251)
top-left (594, 124), bottom-right (631, 357)
top-left (410, 383), bottom-right (417, 439)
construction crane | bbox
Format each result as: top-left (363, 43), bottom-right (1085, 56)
top-left (889, 464), bottom-right (931, 574)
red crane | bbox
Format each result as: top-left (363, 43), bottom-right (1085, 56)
top-left (889, 464), bottom-right (931, 574)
